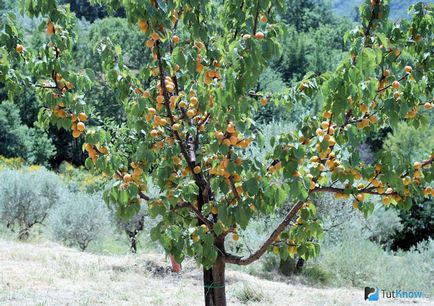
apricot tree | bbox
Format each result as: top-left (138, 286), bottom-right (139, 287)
top-left (1, 0), bottom-right (433, 305)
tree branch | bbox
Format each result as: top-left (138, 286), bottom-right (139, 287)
top-left (252, 0), bottom-right (260, 35)
top-left (312, 186), bottom-right (394, 196)
top-left (224, 201), bottom-right (305, 265)
top-left (172, 201), bottom-right (214, 229)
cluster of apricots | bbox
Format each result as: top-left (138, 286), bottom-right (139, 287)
top-left (271, 234), bottom-right (298, 255)
top-left (191, 224), bottom-right (211, 242)
top-left (71, 112), bottom-right (88, 138)
top-left (112, 162), bottom-right (146, 190)
top-left (84, 142), bottom-right (108, 164)
top-left (208, 155), bottom-right (241, 182)
top-left (53, 72), bottom-right (74, 93)
top-left (312, 112), bottom-right (337, 157)
top-left (242, 31), bottom-right (265, 40)
top-left (268, 161), bottom-right (282, 174)
top-left (214, 122), bottom-right (251, 149)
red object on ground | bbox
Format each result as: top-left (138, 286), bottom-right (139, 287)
top-left (170, 255), bottom-right (182, 273)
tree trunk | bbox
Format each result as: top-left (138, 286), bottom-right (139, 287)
top-left (130, 234), bottom-right (137, 253)
top-left (170, 255), bottom-right (182, 273)
top-left (203, 255), bottom-right (226, 306)
top-left (279, 257), bottom-right (305, 276)
top-left (127, 231), bottom-right (137, 253)
top-left (203, 267), bottom-right (214, 306)
top-left (296, 257), bottom-right (305, 273)
top-left (279, 257), bottom-right (296, 276)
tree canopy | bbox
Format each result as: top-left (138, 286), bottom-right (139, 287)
top-left (1, 1), bottom-right (433, 305)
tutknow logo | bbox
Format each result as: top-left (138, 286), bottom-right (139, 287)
top-left (365, 287), bottom-right (379, 301)
top-left (364, 287), bottom-right (424, 301)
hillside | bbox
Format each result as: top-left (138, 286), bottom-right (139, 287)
top-left (0, 240), bottom-right (433, 306)
top-left (333, 0), bottom-right (434, 20)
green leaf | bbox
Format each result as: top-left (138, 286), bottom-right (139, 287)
top-left (243, 177), bottom-right (259, 195)
top-left (86, 68), bottom-right (96, 82)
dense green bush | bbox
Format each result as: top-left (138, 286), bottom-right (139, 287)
top-left (381, 122), bottom-right (434, 249)
top-left (310, 237), bottom-right (434, 295)
top-left (75, 17), bottom-right (149, 73)
top-left (383, 122), bottom-right (434, 163)
top-left (49, 192), bottom-right (111, 250)
top-left (0, 101), bottom-right (56, 165)
top-left (332, 0), bottom-right (428, 20)
top-left (0, 169), bottom-right (62, 239)
top-left (392, 198), bottom-right (434, 251)
top-left (58, 161), bottom-right (109, 193)
top-left (317, 193), bottom-right (403, 249)
top-left (59, 0), bottom-right (109, 22)
top-left (0, 101), bottom-right (28, 158)
top-left (282, 0), bottom-right (334, 32)
top-left (72, 17), bottom-right (149, 122)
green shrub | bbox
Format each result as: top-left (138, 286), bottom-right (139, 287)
top-left (391, 198), bottom-right (434, 251)
top-left (0, 101), bottom-right (56, 166)
top-left (0, 101), bottom-right (30, 159)
top-left (316, 193), bottom-right (403, 249)
top-left (49, 192), bottom-right (111, 250)
top-left (301, 265), bottom-right (333, 285)
top-left (58, 161), bottom-right (109, 193)
top-left (0, 156), bottom-right (24, 170)
top-left (383, 121), bottom-right (434, 164)
top-left (311, 238), bottom-right (434, 295)
top-left (0, 168), bottom-right (62, 239)
top-left (233, 282), bottom-right (265, 304)
top-left (381, 121), bottom-right (434, 249)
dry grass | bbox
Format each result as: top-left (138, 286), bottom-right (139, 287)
top-left (0, 240), bottom-right (432, 306)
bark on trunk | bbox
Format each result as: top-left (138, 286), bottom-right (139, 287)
top-left (279, 257), bottom-right (296, 276)
top-left (203, 267), bottom-right (214, 306)
top-left (170, 255), bottom-right (182, 273)
top-left (127, 231), bottom-right (137, 253)
top-left (296, 257), bottom-right (305, 273)
top-left (203, 255), bottom-right (226, 306)
top-left (130, 235), bottom-right (137, 253)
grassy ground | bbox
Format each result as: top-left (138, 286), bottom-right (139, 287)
top-left (0, 239), bottom-right (433, 306)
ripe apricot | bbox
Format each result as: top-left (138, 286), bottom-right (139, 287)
top-left (16, 44), bottom-right (24, 53)
top-left (227, 123), bottom-right (235, 134)
top-left (47, 21), bottom-right (54, 35)
top-left (255, 32), bottom-right (265, 39)
top-left (77, 122), bottom-right (85, 132)
top-left (392, 81), bottom-right (400, 89)
top-left (193, 166), bottom-right (201, 174)
top-left (78, 112), bottom-right (88, 122)
top-left (187, 109), bottom-right (195, 118)
top-left (72, 130), bottom-right (81, 138)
